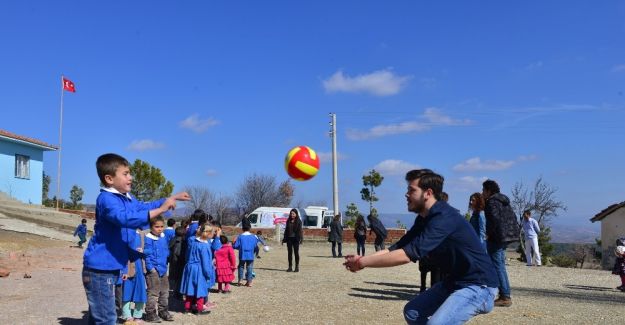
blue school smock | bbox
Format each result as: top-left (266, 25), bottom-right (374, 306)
top-left (122, 229), bottom-right (147, 303)
top-left (83, 188), bottom-right (164, 271)
top-left (144, 232), bottom-right (169, 276)
top-left (179, 238), bottom-right (212, 297)
top-left (207, 238), bottom-right (222, 288)
top-left (233, 232), bottom-right (259, 261)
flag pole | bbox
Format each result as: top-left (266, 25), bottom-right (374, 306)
top-left (56, 75), bottom-right (64, 210)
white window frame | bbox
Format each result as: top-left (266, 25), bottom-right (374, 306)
top-left (15, 154), bottom-right (30, 179)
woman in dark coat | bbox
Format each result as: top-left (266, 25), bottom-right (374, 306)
top-left (328, 214), bottom-right (343, 258)
top-left (282, 209), bottom-right (303, 272)
top-left (367, 214), bottom-right (387, 252)
top-left (354, 215), bottom-right (367, 256)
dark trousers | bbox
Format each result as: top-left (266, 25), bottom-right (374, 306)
top-left (355, 235), bottom-right (366, 256)
top-left (254, 245), bottom-right (260, 257)
top-left (286, 237), bottom-right (300, 267)
top-left (145, 271), bottom-right (169, 317)
top-left (374, 236), bottom-right (386, 252)
top-left (331, 241), bottom-right (342, 257)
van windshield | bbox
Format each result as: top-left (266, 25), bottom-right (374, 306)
top-left (248, 214), bottom-right (258, 224)
top-left (304, 215), bottom-right (317, 227)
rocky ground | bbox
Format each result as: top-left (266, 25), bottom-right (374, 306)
top-left (1, 218), bottom-right (625, 324)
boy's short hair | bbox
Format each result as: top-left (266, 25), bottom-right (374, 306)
top-left (81, 218), bottom-right (87, 224)
top-left (220, 235), bottom-right (229, 244)
top-left (167, 218), bottom-right (176, 227)
top-left (96, 153), bottom-right (129, 185)
top-left (150, 215), bottom-right (165, 226)
top-left (242, 223), bottom-right (251, 232)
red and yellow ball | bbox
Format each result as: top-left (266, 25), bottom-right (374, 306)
top-left (284, 146), bottom-right (320, 181)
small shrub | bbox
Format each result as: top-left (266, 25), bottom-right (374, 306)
top-left (551, 254), bottom-right (577, 268)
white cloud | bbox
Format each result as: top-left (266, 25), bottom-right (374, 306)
top-left (179, 114), bottom-right (219, 133)
top-left (322, 69), bottom-right (411, 96)
top-left (453, 157), bottom-right (515, 172)
top-left (374, 159), bottom-right (421, 176)
top-left (611, 64), bottom-right (625, 73)
top-left (450, 176), bottom-right (489, 192)
top-left (318, 151), bottom-right (348, 163)
top-left (525, 61), bottom-right (544, 70)
top-left (127, 139), bottom-right (165, 151)
top-left (206, 169), bottom-right (217, 176)
top-left (518, 154), bottom-right (538, 161)
top-left (346, 108), bottom-right (472, 141)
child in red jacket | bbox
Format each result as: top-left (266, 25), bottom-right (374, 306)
top-left (214, 235), bottom-right (236, 293)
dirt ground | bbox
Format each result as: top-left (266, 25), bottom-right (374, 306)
top-left (1, 230), bottom-right (625, 324)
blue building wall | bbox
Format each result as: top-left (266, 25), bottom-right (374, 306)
top-left (0, 140), bottom-right (45, 205)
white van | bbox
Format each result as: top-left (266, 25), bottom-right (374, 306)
top-left (241, 206), bottom-right (331, 229)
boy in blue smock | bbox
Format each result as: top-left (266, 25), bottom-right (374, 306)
top-left (82, 153), bottom-right (190, 325)
top-left (233, 223), bottom-right (259, 287)
top-left (144, 215), bottom-right (174, 322)
top-left (73, 218), bottom-right (88, 248)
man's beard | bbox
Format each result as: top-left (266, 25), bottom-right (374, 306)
top-left (408, 193), bottom-right (427, 214)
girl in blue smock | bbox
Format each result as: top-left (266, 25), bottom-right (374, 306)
top-left (121, 228), bottom-right (147, 321)
top-left (180, 224), bottom-right (214, 314)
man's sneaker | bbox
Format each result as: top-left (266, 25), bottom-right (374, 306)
top-left (616, 285), bottom-right (625, 292)
top-left (494, 296), bottom-right (512, 307)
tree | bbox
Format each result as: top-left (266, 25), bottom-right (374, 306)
top-left (209, 193), bottom-right (234, 225)
top-left (129, 159), bottom-right (174, 202)
top-left (360, 169), bottom-right (384, 216)
top-left (69, 185), bottom-right (84, 210)
top-left (512, 177), bottom-right (566, 261)
top-left (183, 186), bottom-right (215, 214)
top-left (571, 244), bottom-right (590, 269)
top-left (344, 203), bottom-right (360, 228)
top-left (235, 173), bottom-right (294, 216)
top-left (42, 171), bottom-right (51, 201)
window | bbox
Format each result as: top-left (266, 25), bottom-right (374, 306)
top-left (304, 215), bottom-right (318, 227)
top-left (15, 155), bottom-right (30, 179)
top-left (248, 213), bottom-right (258, 224)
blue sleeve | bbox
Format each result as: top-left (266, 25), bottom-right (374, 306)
top-left (99, 195), bottom-right (150, 229)
top-left (73, 226), bottom-right (79, 236)
top-left (479, 213), bottom-right (486, 238)
top-left (233, 237), bottom-right (241, 250)
top-left (257, 236), bottom-right (267, 246)
top-left (402, 214), bottom-right (452, 262)
top-left (200, 245), bottom-right (212, 279)
top-left (144, 238), bottom-right (156, 272)
top-left (134, 198), bottom-right (166, 212)
top-left (211, 238), bottom-right (222, 252)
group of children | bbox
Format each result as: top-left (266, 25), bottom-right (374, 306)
top-left (80, 153), bottom-right (267, 324)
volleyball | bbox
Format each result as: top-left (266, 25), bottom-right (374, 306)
top-left (263, 245), bottom-right (271, 252)
top-left (284, 146), bottom-right (320, 181)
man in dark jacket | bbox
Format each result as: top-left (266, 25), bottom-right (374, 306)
top-left (344, 169), bottom-right (499, 324)
top-left (483, 179), bottom-right (519, 307)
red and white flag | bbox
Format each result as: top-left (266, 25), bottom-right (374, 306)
top-left (62, 77), bottom-right (76, 93)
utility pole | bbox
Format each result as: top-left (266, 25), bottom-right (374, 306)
top-left (329, 113), bottom-right (339, 217)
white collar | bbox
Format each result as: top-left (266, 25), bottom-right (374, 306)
top-left (146, 232), bottom-right (164, 240)
top-left (102, 187), bottom-right (132, 199)
top-left (240, 231), bottom-right (252, 235)
top-left (195, 237), bottom-right (208, 243)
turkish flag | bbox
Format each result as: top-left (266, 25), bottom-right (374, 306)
top-left (62, 77), bottom-right (76, 93)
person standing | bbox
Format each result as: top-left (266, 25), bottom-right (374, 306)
top-left (282, 209), bottom-right (303, 272)
top-left (344, 169), bottom-right (498, 324)
top-left (367, 214), bottom-right (387, 252)
top-left (354, 215), bottom-right (367, 256)
top-left (522, 210), bottom-right (542, 266)
top-left (469, 193), bottom-right (487, 252)
top-left (328, 214), bottom-right (343, 258)
top-left (483, 179), bottom-right (520, 307)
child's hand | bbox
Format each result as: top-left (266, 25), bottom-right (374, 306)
top-left (122, 274), bottom-right (128, 280)
top-left (215, 228), bottom-right (222, 237)
top-left (172, 192), bottom-right (191, 201)
top-left (136, 247), bottom-right (143, 253)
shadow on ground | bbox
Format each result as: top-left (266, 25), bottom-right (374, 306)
top-left (57, 311), bottom-right (88, 325)
top-left (514, 286), bottom-right (625, 304)
top-left (349, 282), bottom-right (420, 301)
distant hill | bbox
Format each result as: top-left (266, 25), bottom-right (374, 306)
top-left (377, 213), bottom-right (599, 244)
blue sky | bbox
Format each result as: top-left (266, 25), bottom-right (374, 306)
top-left (1, 1), bottom-right (624, 227)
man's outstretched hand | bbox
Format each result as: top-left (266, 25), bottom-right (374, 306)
top-left (343, 255), bottom-right (364, 273)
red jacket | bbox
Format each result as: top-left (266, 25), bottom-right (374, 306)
top-left (215, 243), bottom-right (236, 269)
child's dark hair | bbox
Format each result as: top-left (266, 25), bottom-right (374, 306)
top-left (175, 226), bottom-right (186, 236)
top-left (211, 220), bottom-right (222, 228)
top-left (150, 215), bottom-right (165, 226)
top-left (256, 230), bottom-right (262, 235)
top-left (242, 223), bottom-right (251, 232)
top-left (96, 153), bottom-right (129, 185)
top-left (220, 235), bottom-right (229, 244)
top-left (81, 218), bottom-right (87, 224)
top-left (167, 218), bottom-right (176, 227)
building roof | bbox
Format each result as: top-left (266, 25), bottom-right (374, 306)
top-left (590, 201), bottom-right (625, 222)
top-left (0, 129), bottom-right (58, 151)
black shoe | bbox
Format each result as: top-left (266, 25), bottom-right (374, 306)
top-left (159, 312), bottom-right (174, 322)
top-left (256, 255), bottom-right (261, 259)
top-left (286, 267), bottom-right (293, 272)
top-left (294, 266), bottom-right (299, 272)
top-left (338, 254), bottom-right (343, 257)
top-left (144, 314), bottom-right (162, 323)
